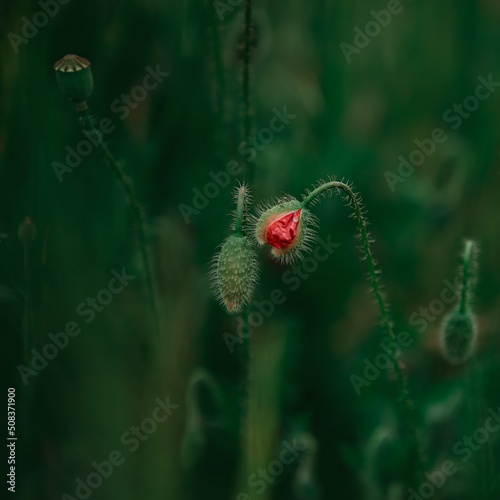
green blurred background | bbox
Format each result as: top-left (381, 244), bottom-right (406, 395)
top-left (1, 0), bottom-right (500, 499)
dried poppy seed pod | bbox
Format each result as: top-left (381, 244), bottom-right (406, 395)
top-left (254, 198), bottom-right (315, 264)
top-left (440, 310), bottom-right (477, 365)
top-left (53, 54), bottom-right (93, 111)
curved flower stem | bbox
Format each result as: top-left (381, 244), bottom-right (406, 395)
top-left (303, 180), bottom-right (427, 477)
top-left (79, 110), bottom-right (159, 337)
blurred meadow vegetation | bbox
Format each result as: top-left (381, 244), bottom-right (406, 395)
top-left (1, 0), bottom-right (500, 499)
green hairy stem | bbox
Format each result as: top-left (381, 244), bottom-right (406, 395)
top-left (303, 180), bottom-right (427, 477)
top-left (79, 109), bottom-right (159, 336)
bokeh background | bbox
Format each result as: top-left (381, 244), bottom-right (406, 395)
top-left (1, 0), bottom-right (500, 499)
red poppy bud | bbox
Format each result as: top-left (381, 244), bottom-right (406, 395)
top-left (253, 198), bottom-right (316, 264)
top-left (266, 209), bottom-right (302, 249)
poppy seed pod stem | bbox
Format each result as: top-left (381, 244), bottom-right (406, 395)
top-left (302, 179), bottom-right (427, 478)
top-left (78, 109), bottom-right (159, 337)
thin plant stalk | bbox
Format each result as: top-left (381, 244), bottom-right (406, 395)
top-left (234, 189), bottom-right (254, 490)
top-left (459, 241), bottom-right (489, 496)
top-left (236, 309), bottom-right (257, 499)
top-left (238, 310), bottom-right (252, 440)
top-left (241, 2), bottom-right (254, 475)
top-left (468, 359), bottom-right (489, 498)
top-left (241, 0), bottom-right (253, 430)
top-left (211, 186), bottom-right (256, 450)
top-left (242, 0), bottom-right (252, 181)
top-left (78, 109), bottom-right (159, 336)
top-left (206, 0), bottom-right (227, 162)
top-left (235, 194), bottom-right (251, 444)
top-left (235, 0), bottom-right (255, 464)
top-left (302, 180), bottom-right (427, 477)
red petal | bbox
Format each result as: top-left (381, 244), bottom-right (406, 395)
top-left (266, 209), bottom-right (302, 249)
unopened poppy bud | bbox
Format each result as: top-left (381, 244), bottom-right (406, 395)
top-left (440, 310), bottom-right (477, 365)
top-left (17, 216), bottom-right (37, 245)
top-left (211, 234), bottom-right (257, 314)
top-left (254, 198), bottom-right (315, 264)
top-left (53, 54), bottom-right (93, 110)
top-left (210, 183), bottom-right (258, 314)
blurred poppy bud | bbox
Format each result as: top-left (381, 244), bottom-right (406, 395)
top-left (440, 240), bottom-right (479, 365)
top-left (53, 54), bottom-right (93, 110)
top-left (440, 310), bottom-right (477, 365)
top-left (254, 198), bottom-right (315, 263)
